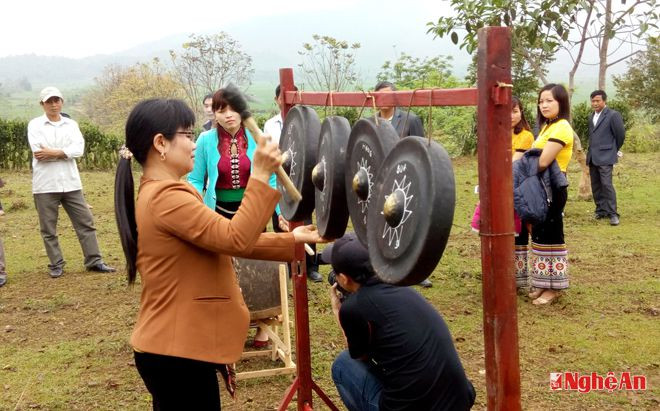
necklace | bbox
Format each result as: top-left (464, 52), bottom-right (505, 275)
top-left (230, 136), bottom-right (240, 189)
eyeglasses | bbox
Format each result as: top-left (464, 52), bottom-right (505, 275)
top-left (176, 131), bottom-right (195, 138)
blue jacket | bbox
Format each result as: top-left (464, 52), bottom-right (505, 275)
top-left (513, 149), bottom-right (568, 223)
top-left (187, 127), bottom-right (279, 213)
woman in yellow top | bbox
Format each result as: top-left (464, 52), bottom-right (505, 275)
top-left (527, 83), bottom-right (573, 305)
top-left (510, 96), bottom-right (535, 290)
top-left (471, 97), bottom-right (533, 238)
top-left (511, 96), bottom-right (534, 157)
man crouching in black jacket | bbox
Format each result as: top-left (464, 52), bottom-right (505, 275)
top-left (323, 233), bottom-right (476, 410)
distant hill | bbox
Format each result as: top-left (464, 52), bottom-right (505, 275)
top-left (0, 8), bottom-right (472, 92)
top-left (0, 54), bottom-right (141, 88)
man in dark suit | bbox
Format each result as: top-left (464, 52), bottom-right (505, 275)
top-left (374, 81), bottom-right (425, 137)
top-left (587, 90), bottom-right (625, 226)
top-left (201, 94), bottom-right (214, 131)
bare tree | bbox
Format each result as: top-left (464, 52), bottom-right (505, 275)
top-left (83, 59), bottom-right (184, 135)
top-left (170, 32), bottom-right (254, 116)
top-left (561, 0), bottom-right (657, 91)
top-left (297, 35), bottom-right (360, 91)
top-left (429, 0), bottom-right (658, 95)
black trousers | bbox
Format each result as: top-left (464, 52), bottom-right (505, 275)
top-left (134, 351), bottom-right (221, 410)
top-left (589, 163), bottom-right (618, 217)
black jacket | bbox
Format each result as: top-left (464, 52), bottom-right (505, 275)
top-left (513, 149), bottom-right (569, 223)
top-left (381, 108), bottom-right (425, 138)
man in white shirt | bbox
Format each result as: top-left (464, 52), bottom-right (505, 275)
top-left (28, 86), bottom-right (115, 278)
top-left (263, 85), bottom-right (295, 145)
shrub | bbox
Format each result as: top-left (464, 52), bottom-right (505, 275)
top-left (0, 117), bottom-right (121, 170)
top-left (0, 118), bottom-right (30, 169)
top-left (77, 121), bottom-right (122, 170)
top-left (624, 123), bottom-right (660, 153)
top-left (432, 106), bottom-right (477, 157)
top-left (571, 100), bottom-right (633, 149)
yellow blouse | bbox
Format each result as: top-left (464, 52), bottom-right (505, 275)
top-left (512, 129), bottom-right (534, 154)
top-left (533, 119), bottom-right (574, 172)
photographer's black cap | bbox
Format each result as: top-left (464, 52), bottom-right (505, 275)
top-left (319, 232), bottom-right (373, 280)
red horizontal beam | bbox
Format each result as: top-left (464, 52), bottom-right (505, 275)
top-left (282, 88), bottom-right (477, 108)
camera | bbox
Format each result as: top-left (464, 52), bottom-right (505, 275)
top-left (327, 269), bottom-right (350, 302)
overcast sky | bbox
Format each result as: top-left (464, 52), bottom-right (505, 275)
top-left (1, 0), bottom-right (443, 58)
top-left (1, 0), bottom-right (644, 84)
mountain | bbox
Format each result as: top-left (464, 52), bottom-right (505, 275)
top-left (0, 7), bottom-right (620, 99)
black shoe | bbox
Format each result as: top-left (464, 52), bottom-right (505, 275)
top-left (307, 270), bottom-right (323, 283)
top-left (0, 274), bottom-right (7, 287)
top-left (418, 278), bottom-right (433, 288)
top-left (49, 267), bottom-right (63, 278)
top-left (87, 263), bottom-right (116, 273)
top-left (609, 215), bottom-right (620, 226)
top-left (594, 213), bottom-right (607, 220)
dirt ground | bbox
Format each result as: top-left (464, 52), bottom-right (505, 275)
top-left (1, 153), bottom-right (659, 410)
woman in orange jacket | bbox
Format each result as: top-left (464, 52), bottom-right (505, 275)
top-left (114, 98), bottom-right (325, 409)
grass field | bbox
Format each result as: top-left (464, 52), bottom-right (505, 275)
top-left (0, 152), bottom-right (659, 410)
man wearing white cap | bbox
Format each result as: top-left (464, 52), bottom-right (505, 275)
top-left (27, 86), bottom-right (115, 278)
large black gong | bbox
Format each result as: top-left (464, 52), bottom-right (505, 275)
top-left (313, 116), bottom-right (351, 239)
top-left (345, 118), bottom-right (399, 246)
top-left (367, 137), bottom-right (455, 286)
top-left (278, 106), bottom-right (321, 221)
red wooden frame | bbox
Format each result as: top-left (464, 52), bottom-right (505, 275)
top-left (276, 27), bottom-right (520, 411)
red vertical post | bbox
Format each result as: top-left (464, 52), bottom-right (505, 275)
top-left (476, 28), bottom-right (521, 410)
top-left (278, 68), bottom-right (314, 410)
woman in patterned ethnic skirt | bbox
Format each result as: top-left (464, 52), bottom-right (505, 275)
top-left (525, 84), bottom-right (573, 305)
top-left (471, 96), bottom-right (532, 288)
top-left (510, 96), bottom-right (535, 290)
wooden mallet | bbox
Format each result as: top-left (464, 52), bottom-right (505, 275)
top-left (222, 86), bottom-right (302, 202)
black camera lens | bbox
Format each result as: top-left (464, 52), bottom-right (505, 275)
top-left (327, 269), bottom-right (349, 302)
top-left (327, 269), bottom-right (337, 286)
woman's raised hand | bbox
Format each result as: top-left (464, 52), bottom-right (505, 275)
top-left (251, 134), bottom-right (281, 184)
top-left (292, 224), bottom-right (329, 245)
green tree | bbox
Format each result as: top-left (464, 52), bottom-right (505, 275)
top-left (83, 59), bottom-right (184, 135)
top-left (170, 32), bottom-right (254, 118)
top-left (465, 53), bottom-right (540, 108)
top-left (377, 53), bottom-right (457, 89)
top-left (297, 35), bottom-right (360, 91)
top-left (614, 39), bottom-right (660, 122)
top-left (376, 53), bottom-right (477, 155)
